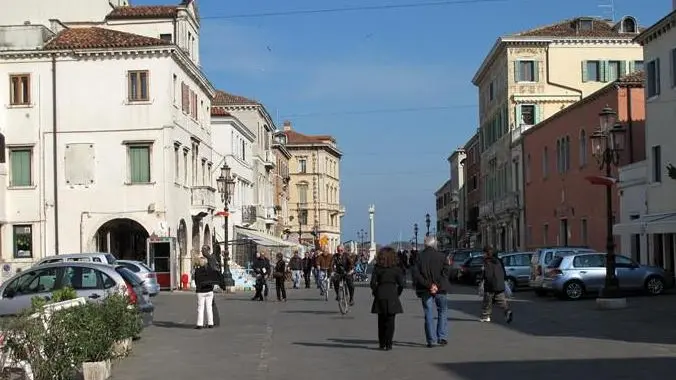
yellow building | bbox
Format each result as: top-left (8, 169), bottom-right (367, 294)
top-left (281, 121), bottom-right (344, 252)
top-left (472, 16), bottom-right (644, 250)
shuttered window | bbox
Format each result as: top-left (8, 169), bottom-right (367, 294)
top-left (514, 60), bottom-right (539, 82)
top-left (129, 146), bottom-right (151, 183)
top-left (128, 71), bottom-right (149, 101)
top-left (9, 148), bottom-right (32, 187)
top-left (181, 82), bottom-right (189, 113)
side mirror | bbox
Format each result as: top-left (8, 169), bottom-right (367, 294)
top-left (4, 288), bottom-right (16, 299)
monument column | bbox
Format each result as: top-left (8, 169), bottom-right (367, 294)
top-left (368, 205), bottom-right (376, 262)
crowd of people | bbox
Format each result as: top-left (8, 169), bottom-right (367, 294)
top-left (191, 237), bottom-right (514, 349)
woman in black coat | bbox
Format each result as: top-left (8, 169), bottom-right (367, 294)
top-left (370, 247), bottom-right (405, 350)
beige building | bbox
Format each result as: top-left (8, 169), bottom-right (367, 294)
top-left (472, 16), bottom-right (644, 251)
top-left (272, 132), bottom-right (292, 238)
top-left (282, 121), bottom-right (344, 252)
top-left (434, 180), bottom-right (452, 250)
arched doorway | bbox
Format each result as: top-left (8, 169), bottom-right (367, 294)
top-left (177, 219), bottom-right (187, 257)
top-left (203, 225), bottom-right (211, 252)
top-left (95, 218), bottom-right (149, 260)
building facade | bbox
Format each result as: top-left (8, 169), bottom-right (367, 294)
top-left (523, 74), bottom-right (646, 252)
top-left (1, 1), bottom-right (217, 285)
top-left (448, 149), bottom-right (466, 248)
top-left (473, 16), bottom-right (644, 251)
top-left (434, 180), bottom-right (452, 249)
top-left (272, 132), bottom-right (292, 238)
top-left (282, 121), bottom-right (344, 252)
top-left (614, 7), bottom-right (676, 272)
top-left (461, 133), bottom-right (481, 248)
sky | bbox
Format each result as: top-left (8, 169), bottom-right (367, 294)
top-left (140, 0), bottom-right (666, 244)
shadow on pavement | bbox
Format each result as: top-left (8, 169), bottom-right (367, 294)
top-left (435, 357), bottom-right (675, 379)
top-left (292, 341), bottom-right (380, 350)
top-left (152, 321), bottom-right (195, 329)
top-left (328, 338), bottom-right (427, 348)
top-left (282, 310), bottom-right (338, 315)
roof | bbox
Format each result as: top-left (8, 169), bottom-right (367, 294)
top-left (634, 10), bottom-right (676, 45)
top-left (43, 27), bottom-right (170, 50)
top-left (283, 130), bottom-right (336, 145)
top-left (106, 5), bottom-right (179, 20)
top-left (210, 108), bottom-right (232, 117)
top-left (515, 17), bottom-right (642, 38)
top-left (212, 90), bottom-right (259, 106)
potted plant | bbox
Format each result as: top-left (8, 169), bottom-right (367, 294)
top-left (101, 294), bottom-right (142, 358)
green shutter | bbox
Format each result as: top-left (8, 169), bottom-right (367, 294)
top-left (619, 61), bottom-right (627, 76)
top-left (581, 61), bottom-right (588, 82)
top-left (515, 106), bottom-right (522, 127)
top-left (130, 146), bottom-right (150, 183)
top-left (533, 61), bottom-right (540, 82)
top-left (10, 150), bottom-right (30, 186)
top-left (600, 61), bottom-right (608, 82)
top-left (535, 104), bottom-right (542, 124)
top-left (514, 60), bottom-right (521, 82)
top-left (628, 61), bottom-right (635, 73)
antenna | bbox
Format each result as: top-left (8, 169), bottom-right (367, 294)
top-left (598, 0), bottom-right (615, 22)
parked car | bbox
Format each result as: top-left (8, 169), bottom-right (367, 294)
top-left (448, 249), bottom-right (482, 282)
top-left (501, 252), bottom-right (534, 292)
top-left (0, 262), bottom-right (154, 326)
top-left (34, 253), bottom-right (117, 267)
top-left (458, 255), bottom-right (484, 284)
top-left (529, 246), bottom-right (596, 296)
top-left (542, 252), bottom-right (675, 300)
top-left (117, 260), bottom-right (160, 297)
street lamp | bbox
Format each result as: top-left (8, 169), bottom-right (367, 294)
top-left (425, 213), bottom-right (431, 236)
top-left (590, 105), bottom-right (626, 299)
top-left (413, 223), bottom-right (419, 249)
top-left (297, 202), bottom-right (303, 247)
top-left (216, 164), bottom-right (236, 288)
top-left (357, 229), bottom-right (368, 255)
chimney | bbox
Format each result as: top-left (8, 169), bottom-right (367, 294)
top-left (283, 120), bottom-right (292, 131)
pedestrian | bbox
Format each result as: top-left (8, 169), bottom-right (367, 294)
top-left (479, 245), bottom-right (513, 323)
top-left (315, 249), bottom-right (332, 297)
top-left (288, 251), bottom-right (303, 289)
top-left (302, 252), bottom-right (312, 288)
top-left (273, 252), bottom-right (288, 302)
top-left (370, 247), bottom-right (404, 351)
top-left (251, 252), bottom-right (270, 301)
top-left (193, 257), bottom-right (219, 329)
top-left (311, 250), bottom-right (320, 288)
top-left (412, 236), bottom-right (451, 348)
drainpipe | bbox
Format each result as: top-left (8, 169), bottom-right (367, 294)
top-left (545, 46), bottom-right (583, 98)
top-left (626, 86), bottom-right (634, 163)
top-left (52, 54), bottom-right (60, 254)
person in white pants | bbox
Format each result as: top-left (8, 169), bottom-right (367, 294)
top-left (194, 257), bottom-right (218, 329)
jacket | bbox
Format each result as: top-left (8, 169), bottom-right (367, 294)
top-left (332, 253), bottom-right (353, 274)
top-left (412, 247), bottom-right (451, 297)
top-left (289, 256), bottom-right (302, 271)
top-left (301, 257), bottom-right (312, 271)
top-left (316, 253), bottom-right (332, 270)
top-left (252, 257), bottom-right (271, 278)
top-left (482, 256), bottom-right (506, 293)
top-left (274, 259), bottom-right (287, 280)
top-left (194, 266), bottom-right (219, 293)
top-left (370, 265), bottom-right (404, 314)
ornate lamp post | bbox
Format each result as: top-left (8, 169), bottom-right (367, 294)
top-left (590, 106), bottom-right (626, 299)
top-left (425, 213), bottom-right (431, 237)
top-left (413, 223), bottom-right (419, 249)
top-left (216, 164), bottom-right (236, 288)
top-left (357, 229), bottom-right (368, 255)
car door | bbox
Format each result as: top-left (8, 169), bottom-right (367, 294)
top-left (615, 255), bottom-right (644, 289)
top-left (62, 266), bottom-right (108, 301)
top-left (510, 254), bottom-right (532, 286)
top-left (572, 254), bottom-right (606, 292)
top-left (0, 267), bottom-right (63, 315)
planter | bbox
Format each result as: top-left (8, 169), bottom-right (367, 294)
top-left (111, 338), bottom-right (132, 358)
top-left (82, 360), bottom-right (111, 380)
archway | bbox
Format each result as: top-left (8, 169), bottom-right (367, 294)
top-left (177, 219), bottom-right (188, 257)
top-left (95, 218), bottom-right (149, 260)
top-left (203, 225), bottom-right (211, 252)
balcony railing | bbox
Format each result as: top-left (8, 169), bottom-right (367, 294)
top-left (191, 186), bottom-right (216, 209)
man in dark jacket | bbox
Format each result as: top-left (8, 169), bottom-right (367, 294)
top-left (480, 245), bottom-right (513, 323)
top-left (289, 251), bottom-right (303, 289)
top-left (251, 252), bottom-right (271, 301)
top-left (301, 252), bottom-right (312, 288)
top-left (412, 236), bottom-right (451, 347)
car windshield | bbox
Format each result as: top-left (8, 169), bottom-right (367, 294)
top-left (105, 254), bottom-right (117, 265)
top-left (547, 257), bottom-right (564, 268)
top-left (115, 267), bottom-right (142, 286)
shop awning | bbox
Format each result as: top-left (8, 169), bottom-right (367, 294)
top-left (234, 227), bottom-right (302, 249)
top-left (614, 213), bottom-right (676, 235)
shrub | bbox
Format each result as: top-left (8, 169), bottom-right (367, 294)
top-left (100, 294), bottom-right (142, 341)
top-left (52, 302), bottom-right (116, 363)
top-left (52, 286), bottom-right (77, 302)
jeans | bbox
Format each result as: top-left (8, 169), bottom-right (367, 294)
top-left (303, 270), bottom-right (311, 288)
top-left (196, 291), bottom-right (214, 327)
top-left (291, 270), bottom-right (302, 288)
top-left (318, 270), bottom-right (328, 294)
top-left (314, 269), bottom-right (320, 288)
top-left (275, 278), bottom-right (287, 300)
top-left (421, 293), bottom-right (448, 344)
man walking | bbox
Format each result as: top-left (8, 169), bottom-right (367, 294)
top-left (302, 252), bottom-right (312, 288)
top-left (412, 236), bottom-right (451, 348)
top-left (480, 246), bottom-right (513, 323)
top-left (289, 251), bottom-right (303, 289)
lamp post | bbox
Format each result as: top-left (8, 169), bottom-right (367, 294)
top-left (216, 164), bottom-right (236, 288)
top-left (425, 214), bottom-right (431, 236)
top-left (413, 223), bottom-right (419, 249)
top-left (357, 229), bottom-right (367, 255)
top-left (297, 202), bottom-right (303, 247)
top-left (590, 105), bottom-right (626, 299)
top-left (312, 223), bottom-right (319, 250)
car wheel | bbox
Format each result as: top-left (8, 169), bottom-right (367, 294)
top-left (505, 277), bottom-right (517, 293)
top-left (645, 276), bottom-right (665, 295)
top-left (534, 289), bottom-right (548, 297)
top-left (563, 280), bottom-right (585, 300)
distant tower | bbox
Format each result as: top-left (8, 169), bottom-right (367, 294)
top-left (368, 205), bottom-right (376, 262)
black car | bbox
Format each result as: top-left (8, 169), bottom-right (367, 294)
top-left (448, 250), bottom-right (482, 282)
top-left (457, 255), bottom-right (484, 285)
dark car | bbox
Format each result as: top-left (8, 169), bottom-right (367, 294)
top-left (448, 249), bottom-right (482, 282)
top-left (457, 255), bottom-right (484, 285)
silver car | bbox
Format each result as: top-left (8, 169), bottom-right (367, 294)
top-left (501, 252), bottom-right (534, 292)
top-left (0, 262), bottom-right (154, 326)
top-left (117, 260), bottom-right (160, 297)
top-left (542, 252), bottom-right (675, 300)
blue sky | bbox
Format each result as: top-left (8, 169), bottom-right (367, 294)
top-left (141, 0), bottom-right (666, 244)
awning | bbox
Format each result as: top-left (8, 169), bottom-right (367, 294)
top-left (234, 227), bottom-right (302, 249)
top-left (614, 213), bottom-right (676, 235)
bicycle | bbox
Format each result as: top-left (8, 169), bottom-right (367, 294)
top-left (354, 262), bottom-right (368, 282)
top-left (336, 275), bottom-right (350, 314)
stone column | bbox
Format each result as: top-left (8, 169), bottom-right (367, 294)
top-left (368, 205), bottom-right (376, 262)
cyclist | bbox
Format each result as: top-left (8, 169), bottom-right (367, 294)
top-left (315, 249), bottom-right (332, 297)
top-left (331, 246), bottom-right (355, 305)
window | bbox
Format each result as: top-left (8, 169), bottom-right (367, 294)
top-left (172, 74), bottom-right (177, 104)
top-left (515, 60), bottom-right (537, 82)
top-left (583, 60), bottom-right (601, 82)
top-left (621, 17), bottom-right (637, 33)
top-left (519, 105), bottom-right (536, 126)
top-left (183, 149), bottom-right (188, 184)
top-left (181, 82), bottom-right (189, 113)
top-left (581, 218), bottom-right (588, 245)
top-left (578, 19), bottom-right (593, 31)
top-left (9, 74), bottom-right (30, 105)
top-left (174, 144), bottom-right (180, 181)
top-left (647, 59), bottom-right (661, 97)
top-left (564, 136), bottom-right (570, 172)
top-left (9, 148), bottom-right (32, 187)
top-left (299, 210), bottom-right (308, 225)
top-left (671, 49), bottom-right (676, 88)
top-left (298, 158), bottom-right (307, 173)
top-left (543, 224), bottom-right (549, 245)
top-left (607, 61), bottom-right (621, 82)
top-left (127, 70), bottom-right (149, 102)
top-left (556, 140), bottom-right (562, 174)
top-left (542, 146), bottom-right (549, 178)
top-left (160, 33), bottom-right (172, 42)
top-left (579, 130), bottom-right (587, 166)
top-left (241, 140), bottom-right (246, 161)
top-left (13, 225), bottom-right (33, 258)
top-left (572, 254), bottom-right (605, 268)
top-left (489, 81), bottom-right (494, 101)
top-left (63, 267), bottom-right (107, 290)
top-left (297, 183), bottom-right (308, 204)
top-left (128, 145), bottom-right (151, 183)
top-left (615, 255), bottom-right (635, 268)
top-left (6, 267), bottom-right (60, 296)
top-left (652, 145), bottom-right (662, 182)
top-left (632, 60), bottom-right (644, 73)
top-left (559, 218), bottom-right (569, 246)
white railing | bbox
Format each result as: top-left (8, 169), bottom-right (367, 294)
top-left (191, 186), bottom-right (216, 209)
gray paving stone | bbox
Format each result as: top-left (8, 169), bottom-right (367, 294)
top-left (111, 284), bottom-right (676, 380)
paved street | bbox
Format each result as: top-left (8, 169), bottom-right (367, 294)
top-left (113, 284), bottom-right (676, 380)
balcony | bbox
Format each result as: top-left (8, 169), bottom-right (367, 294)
top-left (493, 192), bottom-right (521, 215)
top-left (190, 186), bottom-right (216, 213)
top-left (264, 206), bottom-right (277, 224)
top-left (242, 205), bottom-right (257, 224)
top-left (264, 150), bottom-right (275, 170)
top-left (511, 124), bottom-right (534, 145)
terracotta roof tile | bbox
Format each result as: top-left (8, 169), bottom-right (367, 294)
top-left (43, 27), bottom-right (170, 50)
top-left (213, 90), bottom-right (259, 106)
top-left (617, 70), bottom-right (644, 83)
top-left (283, 130), bottom-right (335, 145)
top-left (106, 6), bottom-right (178, 20)
top-left (515, 17), bottom-right (642, 38)
top-left (210, 107), bottom-right (232, 117)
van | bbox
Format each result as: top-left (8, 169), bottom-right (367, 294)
top-left (529, 246), bottom-right (595, 296)
top-left (34, 253), bottom-right (117, 267)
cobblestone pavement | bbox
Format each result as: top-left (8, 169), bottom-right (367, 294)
top-left (112, 283), bottom-right (676, 380)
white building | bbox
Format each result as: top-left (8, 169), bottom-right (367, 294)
top-left (616, 161), bottom-right (648, 263)
top-left (614, 4), bottom-right (676, 272)
top-left (0, 1), bottom-right (219, 287)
